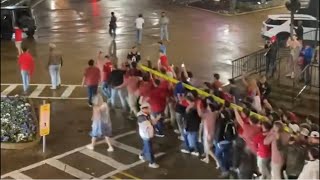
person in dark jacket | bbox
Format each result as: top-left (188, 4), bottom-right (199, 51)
top-left (265, 37), bottom-right (278, 78)
top-left (277, 136), bottom-right (306, 179)
top-left (108, 66), bottom-right (127, 110)
top-left (299, 45), bottom-right (314, 84)
top-left (109, 12), bottom-right (117, 38)
top-left (294, 21), bottom-right (304, 42)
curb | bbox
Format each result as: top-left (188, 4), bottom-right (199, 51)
top-left (186, 5), bottom-right (285, 17)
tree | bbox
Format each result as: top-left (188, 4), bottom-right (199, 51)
top-left (285, 0), bottom-right (301, 40)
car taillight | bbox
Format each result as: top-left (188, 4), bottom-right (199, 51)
top-left (267, 26), bottom-right (273, 31)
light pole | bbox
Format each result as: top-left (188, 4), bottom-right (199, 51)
top-left (285, 0), bottom-right (301, 40)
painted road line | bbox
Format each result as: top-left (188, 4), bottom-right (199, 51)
top-left (29, 85), bottom-right (46, 98)
top-left (9, 172), bottom-right (32, 179)
top-left (98, 152), bottom-right (165, 179)
top-left (119, 172), bottom-right (142, 180)
top-left (46, 159), bottom-right (93, 179)
top-left (27, 96), bottom-right (88, 100)
top-left (80, 149), bottom-right (126, 169)
top-left (1, 84), bottom-right (18, 96)
top-left (61, 85), bottom-right (77, 98)
top-left (1, 131), bottom-right (136, 179)
top-left (110, 175), bottom-right (122, 180)
top-left (112, 140), bottom-right (141, 155)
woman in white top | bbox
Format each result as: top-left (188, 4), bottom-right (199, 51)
top-left (86, 94), bottom-right (114, 152)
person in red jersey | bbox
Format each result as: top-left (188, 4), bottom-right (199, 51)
top-left (82, 59), bottom-right (101, 107)
top-left (14, 24), bottom-right (23, 56)
top-left (18, 46), bottom-right (34, 94)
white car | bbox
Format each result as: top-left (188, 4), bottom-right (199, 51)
top-left (261, 14), bottom-right (319, 44)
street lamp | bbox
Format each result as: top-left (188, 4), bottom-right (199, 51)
top-left (285, 0), bottom-right (301, 40)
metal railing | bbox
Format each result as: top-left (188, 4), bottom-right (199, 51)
top-left (292, 63), bottom-right (319, 103)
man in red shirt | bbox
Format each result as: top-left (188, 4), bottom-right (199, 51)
top-left (18, 46), bottom-right (34, 94)
top-left (253, 122), bottom-right (272, 179)
top-left (148, 79), bottom-right (167, 137)
top-left (102, 56), bottom-right (113, 99)
top-left (82, 59), bottom-right (101, 107)
top-left (14, 25), bottom-right (23, 56)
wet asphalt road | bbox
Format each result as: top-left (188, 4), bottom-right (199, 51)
top-left (1, 0), bottom-right (287, 178)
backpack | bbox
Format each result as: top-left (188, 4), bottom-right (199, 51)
top-left (223, 120), bottom-right (237, 141)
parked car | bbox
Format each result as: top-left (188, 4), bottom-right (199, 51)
top-left (1, 6), bottom-right (37, 40)
top-left (261, 14), bottom-right (319, 46)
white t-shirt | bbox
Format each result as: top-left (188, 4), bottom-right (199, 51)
top-left (135, 17), bottom-right (144, 29)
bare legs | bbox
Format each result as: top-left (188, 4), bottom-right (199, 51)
top-left (86, 137), bottom-right (114, 152)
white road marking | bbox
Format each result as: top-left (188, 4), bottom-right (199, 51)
top-left (9, 172), bottom-right (32, 179)
top-left (46, 159), bottom-right (93, 179)
top-left (112, 140), bottom-right (141, 155)
top-left (31, 0), bottom-right (47, 8)
top-left (61, 85), bottom-right (77, 98)
top-left (80, 149), bottom-right (126, 169)
top-left (29, 85), bottom-right (46, 98)
top-left (1, 84), bottom-right (18, 96)
top-left (0, 131), bottom-right (136, 179)
top-left (98, 152), bottom-right (166, 179)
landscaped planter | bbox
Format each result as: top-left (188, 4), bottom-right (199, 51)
top-left (1, 95), bottom-right (40, 149)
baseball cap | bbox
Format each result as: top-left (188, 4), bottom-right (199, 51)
top-left (310, 131), bottom-right (320, 138)
top-left (289, 123), bottom-right (300, 133)
top-left (140, 102), bottom-right (150, 109)
top-left (300, 128), bottom-right (310, 137)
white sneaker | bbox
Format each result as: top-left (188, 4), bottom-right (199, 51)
top-left (86, 144), bottom-right (94, 150)
top-left (174, 129), bottom-right (180, 134)
top-left (191, 152), bottom-right (199, 156)
top-left (180, 149), bottom-right (190, 154)
top-left (107, 147), bottom-right (114, 152)
top-left (139, 154), bottom-right (145, 161)
top-left (291, 72), bottom-right (295, 79)
top-left (178, 136), bottom-right (184, 141)
top-left (148, 163), bottom-right (159, 168)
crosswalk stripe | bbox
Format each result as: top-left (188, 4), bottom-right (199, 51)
top-left (29, 85), bottom-right (46, 98)
top-left (1, 84), bottom-right (18, 96)
top-left (46, 159), bottom-right (93, 179)
top-left (61, 85), bottom-right (77, 98)
top-left (9, 172), bottom-right (32, 180)
top-left (112, 140), bottom-right (141, 155)
top-left (80, 149), bottom-right (126, 169)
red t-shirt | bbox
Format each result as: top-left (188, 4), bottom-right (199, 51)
top-left (159, 55), bottom-right (169, 70)
top-left (15, 28), bottom-right (23, 42)
top-left (139, 80), bottom-right (154, 97)
top-left (148, 87), bottom-right (167, 113)
top-left (18, 52), bottom-right (34, 75)
top-left (253, 133), bottom-right (271, 158)
top-left (103, 61), bottom-right (113, 81)
top-left (242, 123), bottom-right (261, 154)
top-left (84, 66), bottom-right (101, 86)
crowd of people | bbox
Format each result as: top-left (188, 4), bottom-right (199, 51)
top-left (15, 11), bottom-right (319, 179)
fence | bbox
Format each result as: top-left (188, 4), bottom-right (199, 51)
top-left (231, 48), bottom-right (269, 79)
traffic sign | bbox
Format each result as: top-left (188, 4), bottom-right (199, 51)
top-left (39, 103), bottom-right (50, 136)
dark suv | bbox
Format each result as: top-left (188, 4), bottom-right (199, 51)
top-left (1, 6), bottom-right (36, 40)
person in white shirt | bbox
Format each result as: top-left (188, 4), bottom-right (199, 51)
top-left (135, 14), bottom-right (145, 44)
top-left (298, 147), bottom-right (319, 180)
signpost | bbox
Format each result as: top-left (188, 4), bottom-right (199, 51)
top-left (39, 100), bottom-right (50, 153)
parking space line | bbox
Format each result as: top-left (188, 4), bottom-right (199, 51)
top-left (119, 172), bottom-right (141, 180)
top-left (46, 159), bottom-right (93, 179)
top-left (80, 149), bottom-right (126, 169)
top-left (29, 85), bottom-right (46, 98)
top-left (61, 85), bottom-right (76, 98)
top-left (1, 84), bottom-right (18, 96)
top-left (1, 131), bottom-right (136, 179)
top-left (112, 140), bottom-right (141, 155)
top-left (9, 172), bottom-right (32, 180)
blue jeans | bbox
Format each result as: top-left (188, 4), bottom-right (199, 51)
top-left (136, 29), bottom-right (143, 44)
top-left (21, 70), bottom-right (30, 92)
top-left (215, 140), bottom-right (232, 172)
top-left (152, 112), bottom-right (164, 135)
top-left (110, 88), bottom-right (127, 110)
top-left (160, 25), bottom-right (169, 41)
top-left (49, 65), bottom-right (61, 89)
top-left (101, 81), bottom-right (111, 99)
top-left (87, 85), bottom-right (98, 105)
top-left (141, 138), bottom-right (155, 163)
top-left (183, 131), bottom-right (199, 153)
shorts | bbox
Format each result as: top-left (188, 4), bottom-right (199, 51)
top-left (15, 41), bottom-right (22, 49)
